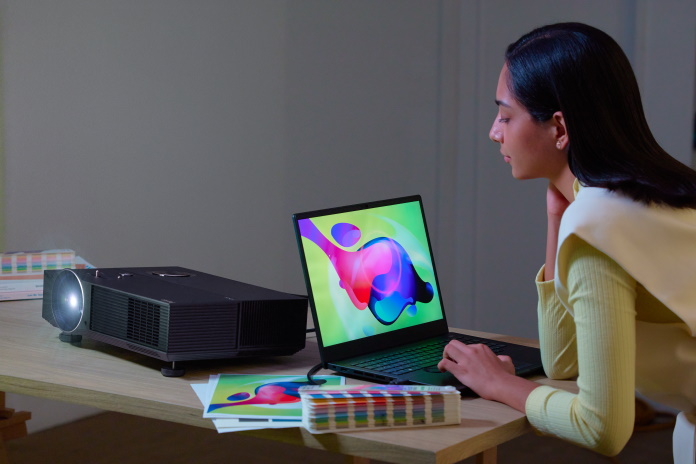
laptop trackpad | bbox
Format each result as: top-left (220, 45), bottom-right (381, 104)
top-left (406, 368), bottom-right (463, 389)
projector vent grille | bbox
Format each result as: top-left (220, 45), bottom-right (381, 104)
top-left (90, 286), bottom-right (168, 351)
top-left (239, 300), bottom-right (304, 347)
top-left (127, 299), bottom-right (161, 347)
top-left (167, 304), bottom-right (238, 353)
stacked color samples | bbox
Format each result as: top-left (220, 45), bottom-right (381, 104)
top-left (299, 384), bottom-right (460, 434)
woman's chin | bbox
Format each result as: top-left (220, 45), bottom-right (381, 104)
top-left (511, 170), bottom-right (541, 181)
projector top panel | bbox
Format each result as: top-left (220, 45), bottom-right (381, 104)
top-left (62, 266), bottom-right (305, 305)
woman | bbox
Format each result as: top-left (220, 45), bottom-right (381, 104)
top-left (438, 22), bottom-right (696, 460)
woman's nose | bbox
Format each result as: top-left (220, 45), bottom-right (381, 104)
top-left (489, 122), bottom-right (501, 143)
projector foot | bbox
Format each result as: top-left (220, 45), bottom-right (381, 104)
top-left (161, 362), bottom-right (185, 377)
top-left (58, 333), bottom-right (82, 344)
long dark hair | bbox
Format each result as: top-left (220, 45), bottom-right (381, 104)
top-left (505, 22), bottom-right (696, 208)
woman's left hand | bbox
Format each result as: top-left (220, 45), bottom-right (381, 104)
top-left (437, 340), bottom-right (516, 402)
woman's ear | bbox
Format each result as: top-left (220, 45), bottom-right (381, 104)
top-left (552, 111), bottom-right (568, 150)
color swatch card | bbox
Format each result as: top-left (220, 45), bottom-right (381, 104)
top-left (0, 250), bottom-right (95, 301)
top-left (299, 384), bottom-right (461, 434)
top-left (0, 249), bottom-right (76, 274)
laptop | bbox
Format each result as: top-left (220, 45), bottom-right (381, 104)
top-left (292, 195), bottom-right (543, 393)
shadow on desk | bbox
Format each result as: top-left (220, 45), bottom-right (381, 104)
top-left (4, 411), bottom-right (674, 464)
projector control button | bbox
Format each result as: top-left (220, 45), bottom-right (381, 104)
top-left (152, 271), bottom-right (191, 278)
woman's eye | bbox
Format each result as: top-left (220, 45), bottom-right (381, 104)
top-left (498, 118), bottom-right (510, 123)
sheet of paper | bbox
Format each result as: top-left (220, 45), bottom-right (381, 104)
top-left (191, 383), bottom-right (269, 433)
top-left (191, 374), bottom-right (345, 433)
top-left (203, 374), bottom-right (344, 420)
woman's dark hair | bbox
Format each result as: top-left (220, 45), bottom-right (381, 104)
top-left (505, 22), bottom-right (696, 208)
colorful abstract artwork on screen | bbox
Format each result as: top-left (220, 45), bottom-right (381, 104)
top-left (298, 200), bottom-right (443, 347)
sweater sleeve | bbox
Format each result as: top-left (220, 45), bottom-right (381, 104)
top-left (534, 266), bottom-right (578, 379)
top-left (526, 238), bottom-right (637, 456)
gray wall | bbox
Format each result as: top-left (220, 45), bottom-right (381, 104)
top-left (1, 0), bottom-right (694, 432)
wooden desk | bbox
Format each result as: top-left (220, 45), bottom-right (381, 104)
top-left (0, 299), bottom-right (575, 464)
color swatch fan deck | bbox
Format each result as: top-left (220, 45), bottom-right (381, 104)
top-left (299, 384), bottom-right (461, 433)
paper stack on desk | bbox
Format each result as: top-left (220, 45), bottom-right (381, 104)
top-left (191, 374), bottom-right (344, 433)
top-left (299, 384), bottom-right (461, 433)
top-left (0, 249), bottom-right (95, 301)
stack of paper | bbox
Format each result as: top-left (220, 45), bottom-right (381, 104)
top-left (191, 374), bottom-right (345, 433)
top-left (299, 384), bottom-right (461, 433)
top-left (0, 249), bottom-right (94, 301)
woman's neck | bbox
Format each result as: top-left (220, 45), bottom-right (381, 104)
top-left (552, 165), bottom-right (576, 203)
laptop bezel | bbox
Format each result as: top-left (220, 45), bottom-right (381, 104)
top-left (292, 194), bottom-right (450, 365)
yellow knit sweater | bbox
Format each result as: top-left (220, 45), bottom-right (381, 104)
top-left (526, 234), bottom-right (695, 456)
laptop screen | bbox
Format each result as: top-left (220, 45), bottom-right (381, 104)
top-left (293, 196), bottom-right (445, 349)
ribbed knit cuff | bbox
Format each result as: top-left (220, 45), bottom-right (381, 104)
top-left (535, 265), bottom-right (557, 308)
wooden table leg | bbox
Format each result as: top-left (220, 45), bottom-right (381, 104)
top-left (345, 457), bottom-right (371, 464)
top-left (0, 392), bottom-right (7, 464)
top-left (475, 446), bottom-right (497, 464)
top-left (1, 391), bottom-right (32, 464)
top-left (0, 437), bottom-right (8, 464)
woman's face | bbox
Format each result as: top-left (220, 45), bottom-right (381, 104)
top-left (489, 64), bottom-right (567, 181)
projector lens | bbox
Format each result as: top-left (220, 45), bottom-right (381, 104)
top-left (52, 269), bottom-right (85, 332)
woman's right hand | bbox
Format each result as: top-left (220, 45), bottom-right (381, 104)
top-left (438, 340), bottom-right (538, 412)
top-left (547, 182), bottom-right (571, 218)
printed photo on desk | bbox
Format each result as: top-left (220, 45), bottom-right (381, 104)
top-left (202, 374), bottom-right (344, 419)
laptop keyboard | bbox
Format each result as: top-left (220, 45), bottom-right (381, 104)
top-left (351, 333), bottom-right (507, 376)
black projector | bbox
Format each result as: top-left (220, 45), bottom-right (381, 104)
top-left (42, 266), bottom-right (308, 376)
